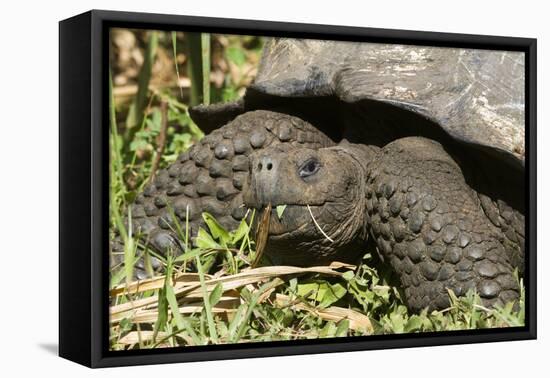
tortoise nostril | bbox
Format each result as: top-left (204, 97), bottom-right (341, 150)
top-left (257, 157), bottom-right (275, 172)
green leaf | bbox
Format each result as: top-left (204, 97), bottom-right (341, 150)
top-left (202, 213), bottom-right (230, 246)
top-left (165, 278), bottom-right (185, 330)
top-left (281, 308), bottom-right (294, 327)
top-left (195, 227), bottom-right (220, 249)
top-left (168, 133), bottom-right (193, 156)
top-left (335, 319), bottom-right (350, 337)
top-left (342, 270), bottom-right (355, 281)
top-left (276, 205), bottom-right (287, 220)
top-left (145, 108), bottom-right (162, 133)
top-left (404, 315), bottom-right (424, 332)
top-left (231, 218), bottom-right (250, 245)
top-left (173, 248), bottom-right (205, 263)
top-left (320, 321), bottom-right (337, 338)
top-left (297, 281), bottom-right (347, 308)
top-left (153, 285), bottom-right (169, 333)
top-left (319, 283), bottom-right (347, 308)
top-left (222, 86), bottom-right (239, 102)
top-left (209, 283), bottom-right (223, 307)
top-left (226, 46), bottom-right (246, 67)
top-left (228, 304), bottom-right (246, 341)
top-left (119, 318), bottom-right (132, 333)
top-left (217, 321), bottom-right (229, 339)
top-left (389, 311), bottom-right (405, 333)
top-left (297, 282), bottom-right (319, 299)
top-left (289, 277), bottom-right (298, 293)
top-left (129, 139), bottom-right (149, 152)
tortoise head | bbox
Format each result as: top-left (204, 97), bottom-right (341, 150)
top-left (243, 143), bottom-right (374, 266)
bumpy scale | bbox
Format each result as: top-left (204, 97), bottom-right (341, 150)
top-left (110, 110), bottom-right (335, 278)
top-left (365, 137), bottom-right (521, 312)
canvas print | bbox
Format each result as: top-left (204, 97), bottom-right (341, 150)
top-left (108, 28), bottom-right (525, 350)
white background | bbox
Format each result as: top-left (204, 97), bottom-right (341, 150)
top-left (0, 0), bottom-right (546, 375)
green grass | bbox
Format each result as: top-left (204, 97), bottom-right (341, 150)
top-left (108, 30), bottom-right (524, 350)
top-left (109, 209), bottom-right (525, 349)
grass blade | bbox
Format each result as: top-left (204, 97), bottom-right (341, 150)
top-left (171, 31), bottom-right (184, 99)
top-left (201, 33), bottom-right (211, 105)
top-left (195, 256), bottom-right (219, 343)
top-left (123, 207), bottom-right (135, 285)
top-left (126, 31), bottom-right (158, 129)
top-left (165, 275), bottom-right (201, 345)
top-left (233, 278), bottom-right (284, 342)
top-left (186, 32), bottom-right (210, 106)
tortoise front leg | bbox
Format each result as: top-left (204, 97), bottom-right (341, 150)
top-left (366, 137), bottom-right (520, 313)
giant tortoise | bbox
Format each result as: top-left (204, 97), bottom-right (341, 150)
top-left (112, 38), bottom-right (525, 313)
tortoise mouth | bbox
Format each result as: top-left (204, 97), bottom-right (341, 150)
top-left (250, 204), bottom-right (332, 241)
top-left (253, 203), bottom-right (324, 237)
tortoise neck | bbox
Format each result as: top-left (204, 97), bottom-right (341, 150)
top-left (327, 143), bottom-right (377, 243)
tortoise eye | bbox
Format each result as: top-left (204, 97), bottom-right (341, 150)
top-left (299, 159), bottom-right (321, 178)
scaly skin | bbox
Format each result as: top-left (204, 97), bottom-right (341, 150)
top-left (243, 137), bottom-right (523, 312)
top-left (110, 110), bottom-right (335, 278)
top-left (365, 137), bottom-right (521, 311)
top-left (113, 110), bottom-right (523, 313)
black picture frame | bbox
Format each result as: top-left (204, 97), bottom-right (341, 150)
top-left (59, 9), bottom-right (537, 368)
